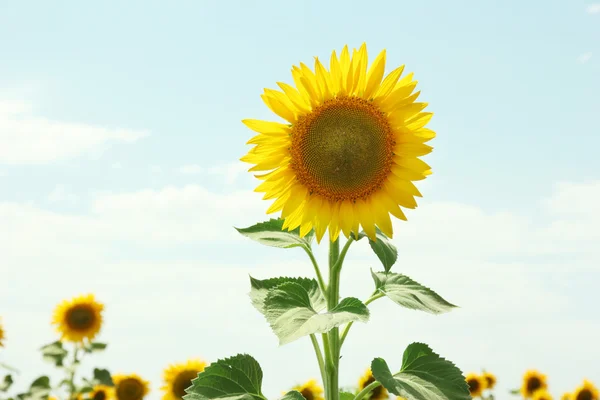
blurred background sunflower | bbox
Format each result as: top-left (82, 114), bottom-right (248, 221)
top-left (0, 317), bottom-right (5, 347)
top-left (288, 379), bottom-right (324, 400)
top-left (51, 294), bottom-right (104, 343)
top-left (482, 371), bottom-right (497, 391)
top-left (465, 373), bottom-right (486, 398)
top-left (521, 370), bottom-right (548, 398)
top-left (571, 379), bottom-right (599, 400)
top-left (357, 368), bottom-right (387, 400)
top-left (533, 388), bottom-right (554, 400)
top-left (113, 374), bottom-right (150, 400)
top-left (161, 359), bottom-right (206, 400)
top-left (89, 384), bottom-right (115, 400)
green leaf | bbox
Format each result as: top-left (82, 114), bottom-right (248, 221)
top-left (1, 375), bottom-right (13, 392)
top-left (368, 228), bottom-right (398, 272)
top-left (236, 219), bottom-right (314, 250)
top-left (371, 270), bottom-right (457, 314)
top-left (371, 343), bottom-right (470, 400)
top-left (78, 386), bottom-right (94, 394)
top-left (509, 389), bottom-right (520, 395)
top-left (339, 392), bottom-right (354, 400)
top-left (40, 341), bottom-right (68, 367)
top-left (183, 354), bottom-right (266, 400)
top-left (92, 368), bottom-right (114, 386)
top-left (249, 276), bottom-right (325, 315)
top-left (0, 363), bottom-right (19, 373)
top-left (280, 391), bottom-right (305, 400)
top-left (263, 282), bottom-right (369, 345)
top-left (84, 342), bottom-right (107, 353)
top-left (26, 376), bottom-right (52, 400)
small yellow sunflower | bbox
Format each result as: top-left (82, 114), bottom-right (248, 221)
top-left (242, 43), bottom-right (436, 242)
top-left (533, 389), bottom-right (554, 400)
top-left (287, 379), bottom-right (324, 400)
top-left (465, 373), bottom-right (486, 398)
top-left (572, 380), bottom-right (599, 400)
top-left (113, 374), bottom-right (150, 400)
top-left (51, 294), bottom-right (104, 343)
top-left (521, 370), bottom-right (548, 398)
top-left (161, 359), bottom-right (207, 400)
top-left (482, 371), bottom-right (497, 390)
top-left (89, 385), bottom-right (115, 400)
top-left (49, 397), bottom-right (58, 400)
top-left (561, 394), bottom-right (572, 400)
top-left (0, 316), bottom-right (5, 347)
top-left (358, 368), bottom-right (387, 400)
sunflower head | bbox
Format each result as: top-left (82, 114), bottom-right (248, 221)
top-left (288, 379), bottom-right (324, 400)
top-left (113, 374), bottom-right (150, 400)
top-left (482, 371), bottom-right (497, 390)
top-left (533, 389), bottom-right (554, 400)
top-left (161, 359), bottom-right (207, 400)
top-left (357, 368), bottom-right (388, 400)
top-left (521, 370), bottom-right (548, 398)
top-left (242, 43), bottom-right (435, 242)
top-left (51, 294), bottom-right (104, 343)
top-left (465, 373), bottom-right (486, 397)
top-left (90, 385), bottom-right (115, 400)
top-left (0, 317), bottom-right (5, 347)
top-left (572, 380), bottom-right (599, 400)
top-left (562, 394), bottom-right (572, 400)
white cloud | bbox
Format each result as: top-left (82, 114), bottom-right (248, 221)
top-left (47, 184), bottom-right (78, 204)
top-left (0, 99), bottom-right (148, 165)
top-left (578, 52), bottom-right (593, 63)
top-left (1, 181), bottom-right (600, 399)
top-left (587, 3), bottom-right (600, 13)
top-left (178, 162), bottom-right (247, 184)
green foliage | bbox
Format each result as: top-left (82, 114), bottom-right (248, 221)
top-left (236, 219), bottom-right (314, 250)
top-left (280, 391), bottom-right (305, 400)
top-left (0, 375), bottom-right (13, 392)
top-left (371, 270), bottom-right (457, 314)
top-left (83, 343), bottom-right (107, 353)
top-left (352, 228), bottom-right (398, 272)
top-left (371, 343), bottom-right (470, 400)
top-left (39, 341), bottom-right (68, 367)
top-left (249, 276), bottom-right (325, 315)
top-left (183, 354), bottom-right (266, 400)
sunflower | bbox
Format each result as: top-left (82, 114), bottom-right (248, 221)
top-left (89, 385), bottom-right (115, 400)
top-left (482, 371), bottom-right (497, 390)
top-left (357, 368), bottom-right (387, 400)
top-left (161, 359), bottom-right (207, 400)
top-left (465, 373), bottom-right (486, 398)
top-left (113, 374), bottom-right (149, 400)
top-left (288, 379), bottom-right (324, 400)
top-left (521, 370), bottom-right (548, 398)
top-left (572, 380), bottom-right (599, 400)
top-left (562, 395), bottom-right (572, 400)
top-left (533, 389), bottom-right (554, 400)
top-left (242, 43), bottom-right (435, 242)
top-left (0, 317), bottom-right (5, 347)
top-left (51, 294), bottom-right (104, 343)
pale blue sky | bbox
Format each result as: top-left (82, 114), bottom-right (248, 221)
top-left (1, 1), bottom-right (599, 399)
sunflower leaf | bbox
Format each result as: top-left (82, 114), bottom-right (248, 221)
top-left (249, 276), bottom-right (325, 315)
top-left (280, 391), bottom-right (305, 400)
top-left (339, 392), bottom-right (355, 400)
top-left (263, 282), bottom-right (369, 345)
top-left (235, 219), bottom-right (314, 250)
top-left (0, 363), bottom-right (19, 374)
top-left (1, 375), bottom-right (14, 392)
top-left (183, 354), bottom-right (266, 400)
top-left (368, 228), bottom-right (398, 272)
top-left (92, 368), bottom-right (114, 386)
top-left (84, 342), bottom-right (107, 353)
top-left (371, 343), bottom-right (470, 400)
top-left (39, 341), bottom-right (68, 367)
top-left (371, 270), bottom-right (457, 314)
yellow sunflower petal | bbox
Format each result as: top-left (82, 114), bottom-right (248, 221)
top-left (364, 49), bottom-right (387, 99)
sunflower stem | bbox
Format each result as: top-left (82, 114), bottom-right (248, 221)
top-left (302, 246), bottom-right (329, 303)
top-left (324, 238), bottom-right (341, 400)
top-left (339, 291), bottom-right (384, 347)
top-left (309, 334), bottom-right (327, 393)
top-left (353, 380), bottom-right (382, 400)
top-left (67, 343), bottom-right (81, 400)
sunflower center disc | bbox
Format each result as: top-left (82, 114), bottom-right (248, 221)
top-left (467, 379), bottom-right (480, 393)
top-left (291, 97), bottom-right (394, 202)
top-left (93, 391), bottom-right (106, 400)
top-left (577, 390), bottom-right (593, 400)
top-left (300, 389), bottom-right (315, 400)
top-left (173, 370), bottom-right (198, 398)
top-left (527, 377), bottom-right (541, 393)
top-left (66, 305), bottom-right (95, 331)
top-left (117, 379), bottom-right (144, 400)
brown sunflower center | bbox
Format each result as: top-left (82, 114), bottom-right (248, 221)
top-left (290, 96), bottom-right (395, 202)
top-left (576, 389), bottom-right (593, 400)
top-left (485, 376), bottom-right (495, 388)
top-left (172, 370), bottom-right (199, 398)
top-left (300, 388), bottom-right (315, 400)
top-left (116, 378), bottom-right (145, 400)
top-left (527, 377), bottom-right (542, 394)
top-left (65, 305), bottom-right (96, 331)
top-left (467, 378), bottom-right (480, 394)
top-left (93, 390), bottom-right (107, 400)
top-left (362, 375), bottom-right (385, 399)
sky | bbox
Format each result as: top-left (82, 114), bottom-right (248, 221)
top-left (1, 0), bottom-right (599, 399)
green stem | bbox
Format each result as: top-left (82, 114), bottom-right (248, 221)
top-left (340, 292), bottom-right (384, 347)
top-left (321, 333), bottom-right (334, 400)
top-left (353, 380), bottom-right (382, 400)
top-left (67, 344), bottom-right (81, 400)
top-left (324, 238), bottom-right (341, 400)
top-left (310, 334), bottom-right (327, 393)
top-left (302, 246), bottom-right (328, 303)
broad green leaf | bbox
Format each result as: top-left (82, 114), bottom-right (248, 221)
top-left (40, 341), bottom-right (67, 367)
top-left (183, 354), bottom-right (266, 400)
top-left (280, 391), bottom-right (305, 400)
top-left (249, 276), bottom-right (325, 315)
top-left (264, 282), bottom-right (369, 345)
top-left (236, 219), bottom-right (314, 250)
top-left (371, 270), bottom-right (457, 314)
top-left (1, 375), bottom-right (13, 392)
top-left (84, 342), bottom-right (107, 353)
top-left (371, 343), bottom-right (470, 400)
top-left (368, 228), bottom-right (398, 272)
top-left (339, 392), bottom-right (354, 400)
top-left (26, 376), bottom-right (52, 400)
top-left (92, 368), bottom-right (114, 386)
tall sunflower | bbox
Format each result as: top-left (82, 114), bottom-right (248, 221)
top-left (482, 371), bottom-right (497, 390)
top-left (357, 368), bottom-right (387, 400)
top-left (161, 359), bottom-right (207, 400)
top-left (51, 294), bottom-right (104, 343)
top-left (0, 317), bottom-right (5, 347)
top-left (572, 380), bottom-right (599, 400)
top-left (113, 374), bottom-right (149, 400)
top-left (465, 373), bottom-right (486, 398)
top-left (533, 389), bottom-right (554, 400)
top-left (242, 43), bottom-right (435, 242)
top-left (89, 385), bottom-right (115, 400)
top-left (288, 379), bottom-right (324, 400)
top-left (521, 370), bottom-right (548, 398)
